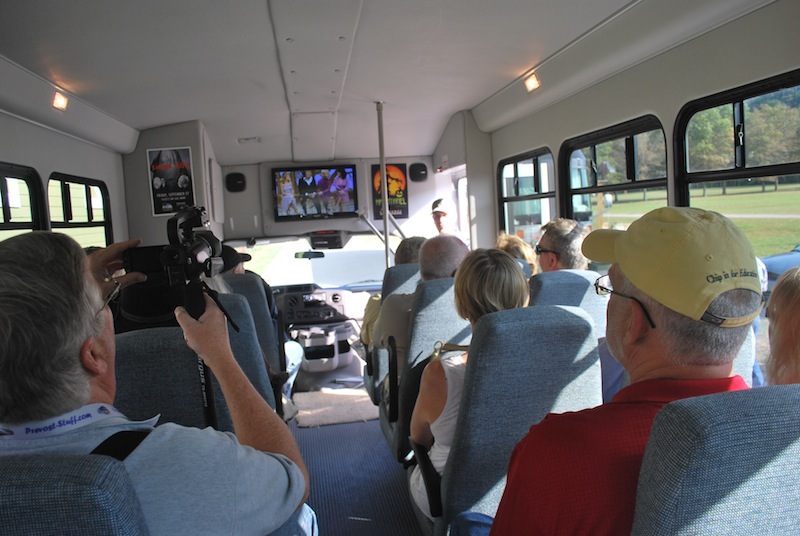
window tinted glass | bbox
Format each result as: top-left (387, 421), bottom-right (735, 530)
top-left (744, 86), bottom-right (800, 167)
top-left (686, 104), bottom-right (735, 172)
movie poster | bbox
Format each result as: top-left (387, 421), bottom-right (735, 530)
top-left (147, 147), bottom-right (194, 215)
top-left (371, 163), bottom-right (408, 220)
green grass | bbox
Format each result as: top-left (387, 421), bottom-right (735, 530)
top-left (599, 185), bottom-right (800, 257)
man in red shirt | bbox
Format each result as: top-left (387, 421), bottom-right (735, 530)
top-left (489, 207), bottom-right (763, 535)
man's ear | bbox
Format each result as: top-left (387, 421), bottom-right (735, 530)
top-left (540, 253), bottom-right (557, 272)
top-left (79, 337), bottom-right (107, 376)
top-left (622, 299), bottom-right (650, 345)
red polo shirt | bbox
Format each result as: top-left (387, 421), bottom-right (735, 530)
top-left (490, 376), bottom-right (749, 536)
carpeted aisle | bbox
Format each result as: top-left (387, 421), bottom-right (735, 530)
top-left (291, 418), bottom-right (424, 536)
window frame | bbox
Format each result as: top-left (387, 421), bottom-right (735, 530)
top-left (48, 172), bottom-right (114, 245)
top-left (674, 68), bottom-right (800, 206)
top-left (558, 114), bottom-right (667, 218)
top-left (0, 161), bottom-right (48, 233)
top-left (496, 147), bottom-right (555, 233)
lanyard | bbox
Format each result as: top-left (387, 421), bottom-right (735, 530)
top-left (0, 404), bottom-right (127, 439)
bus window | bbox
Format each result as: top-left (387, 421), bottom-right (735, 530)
top-left (498, 150), bottom-right (555, 244)
top-left (48, 174), bottom-right (113, 248)
top-left (562, 116), bottom-right (667, 232)
top-left (0, 162), bottom-right (47, 241)
top-left (677, 69), bottom-right (800, 259)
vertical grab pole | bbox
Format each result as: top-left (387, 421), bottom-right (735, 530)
top-left (376, 101), bottom-right (390, 269)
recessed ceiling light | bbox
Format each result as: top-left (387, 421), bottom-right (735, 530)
top-left (524, 73), bottom-right (541, 92)
top-left (52, 91), bottom-right (68, 111)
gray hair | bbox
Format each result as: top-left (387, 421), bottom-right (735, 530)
top-left (618, 273), bottom-right (759, 366)
top-left (541, 218), bottom-right (590, 270)
top-left (0, 232), bottom-right (99, 423)
top-left (419, 235), bottom-right (469, 281)
top-left (394, 236), bottom-right (425, 265)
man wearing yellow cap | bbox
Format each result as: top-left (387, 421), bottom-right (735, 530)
top-left (489, 207), bottom-right (763, 535)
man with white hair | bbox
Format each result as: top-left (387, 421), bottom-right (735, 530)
top-left (0, 232), bottom-right (316, 535)
top-left (490, 207), bottom-right (763, 535)
top-left (373, 234), bottom-right (469, 401)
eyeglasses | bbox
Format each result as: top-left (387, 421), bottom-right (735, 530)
top-left (534, 243), bottom-right (558, 256)
top-left (594, 274), bottom-right (656, 329)
top-left (97, 278), bottom-right (120, 316)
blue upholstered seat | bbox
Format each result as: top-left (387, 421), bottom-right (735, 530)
top-left (528, 270), bottom-right (607, 332)
top-left (632, 385), bottom-right (800, 535)
top-left (528, 269), bottom-right (617, 400)
top-left (731, 327), bottom-right (756, 386)
top-left (364, 263), bottom-right (422, 404)
top-left (115, 293), bottom-right (275, 432)
top-left (381, 263), bottom-right (421, 299)
top-left (423, 305), bottom-right (602, 535)
top-left (220, 271), bottom-right (282, 374)
top-left (220, 272), bottom-right (285, 413)
top-left (0, 454), bottom-right (150, 535)
top-left (379, 277), bottom-right (471, 462)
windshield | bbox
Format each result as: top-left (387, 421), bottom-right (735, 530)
top-left (235, 234), bottom-right (403, 290)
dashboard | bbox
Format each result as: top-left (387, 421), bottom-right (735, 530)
top-left (274, 283), bottom-right (373, 326)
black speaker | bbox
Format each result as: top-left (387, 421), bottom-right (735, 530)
top-left (225, 172), bottom-right (246, 192)
top-left (409, 163), bottom-right (428, 182)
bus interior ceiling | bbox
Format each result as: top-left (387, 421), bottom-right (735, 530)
top-left (0, 0), bottom-right (788, 247)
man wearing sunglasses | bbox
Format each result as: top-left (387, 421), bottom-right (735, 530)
top-left (530, 217), bottom-right (627, 401)
top-left (534, 217), bottom-right (590, 273)
top-left (491, 207), bottom-right (762, 535)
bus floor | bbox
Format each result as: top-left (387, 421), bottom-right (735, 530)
top-left (290, 418), bottom-right (425, 536)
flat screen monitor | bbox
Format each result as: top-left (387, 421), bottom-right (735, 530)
top-left (272, 165), bottom-right (358, 221)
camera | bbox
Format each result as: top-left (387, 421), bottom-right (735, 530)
top-left (160, 206), bottom-right (223, 286)
top-left (121, 206), bottom-right (222, 319)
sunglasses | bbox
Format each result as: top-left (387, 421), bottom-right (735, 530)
top-left (534, 243), bottom-right (558, 256)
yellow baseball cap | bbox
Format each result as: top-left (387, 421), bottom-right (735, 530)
top-left (582, 207), bottom-right (762, 327)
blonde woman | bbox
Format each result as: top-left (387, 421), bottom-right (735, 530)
top-left (495, 231), bottom-right (538, 277)
top-left (766, 266), bottom-right (800, 385)
top-left (409, 248), bottom-right (530, 520)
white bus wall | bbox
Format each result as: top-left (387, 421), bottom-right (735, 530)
top-left (433, 111), bottom-right (494, 249)
top-left (122, 120), bottom-right (224, 246)
top-left (222, 163), bottom-right (263, 241)
top-left (0, 110), bottom-right (131, 239)
top-left (490, 0), bottom-right (800, 210)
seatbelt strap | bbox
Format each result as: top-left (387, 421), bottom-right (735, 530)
top-left (90, 430), bottom-right (151, 461)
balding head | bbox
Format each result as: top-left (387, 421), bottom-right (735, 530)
top-left (419, 235), bottom-right (469, 281)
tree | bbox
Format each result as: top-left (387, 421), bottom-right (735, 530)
top-left (687, 105), bottom-right (734, 172)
